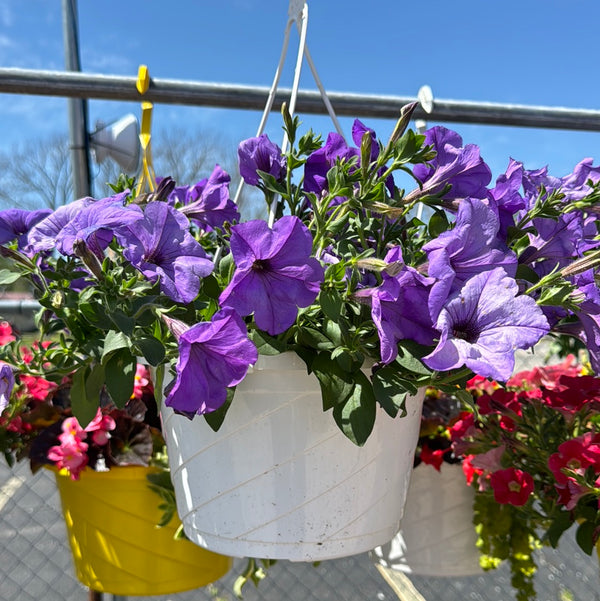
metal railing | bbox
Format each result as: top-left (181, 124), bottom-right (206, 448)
top-left (2, 67), bottom-right (600, 131)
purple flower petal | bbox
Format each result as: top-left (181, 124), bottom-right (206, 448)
top-left (176, 165), bottom-right (240, 230)
top-left (0, 363), bottom-right (15, 414)
top-left (424, 198), bottom-right (518, 319)
top-left (219, 215), bottom-right (324, 335)
top-left (423, 268), bottom-right (550, 381)
top-left (27, 197), bottom-right (95, 254)
top-left (238, 134), bottom-right (286, 186)
top-left (124, 202), bottom-right (213, 303)
top-left (165, 307), bottom-right (258, 414)
top-left (412, 126), bottom-right (491, 202)
top-left (0, 208), bottom-right (52, 249)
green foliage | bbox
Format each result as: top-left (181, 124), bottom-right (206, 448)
top-left (473, 493), bottom-right (540, 601)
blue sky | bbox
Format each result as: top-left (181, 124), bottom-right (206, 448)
top-left (1, 0), bottom-right (599, 188)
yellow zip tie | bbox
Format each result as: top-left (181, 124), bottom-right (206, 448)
top-left (135, 65), bottom-right (155, 195)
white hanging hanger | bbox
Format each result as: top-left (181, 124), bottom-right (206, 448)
top-left (233, 0), bottom-right (344, 222)
top-left (415, 85), bottom-right (434, 222)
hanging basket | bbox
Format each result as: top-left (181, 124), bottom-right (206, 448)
top-left (373, 462), bottom-right (482, 577)
top-left (161, 352), bottom-right (425, 562)
top-left (54, 465), bottom-right (232, 596)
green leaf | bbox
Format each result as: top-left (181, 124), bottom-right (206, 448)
top-left (102, 330), bottom-right (131, 362)
top-left (332, 371), bottom-right (377, 446)
top-left (257, 170), bottom-right (288, 195)
top-left (544, 510), bottom-right (573, 548)
top-left (576, 520), bottom-right (595, 555)
top-left (319, 288), bottom-right (343, 321)
top-left (395, 341), bottom-right (433, 376)
top-left (104, 349), bottom-right (136, 408)
top-left (110, 310), bottom-right (135, 335)
top-left (79, 301), bottom-right (113, 329)
top-left (324, 261), bottom-right (348, 282)
top-left (296, 327), bottom-right (335, 350)
top-left (203, 387), bottom-right (235, 431)
top-left (323, 319), bottom-right (343, 346)
top-left (371, 366), bottom-right (415, 418)
top-left (311, 352), bottom-right (355, 411)
top-left (0, 269), bottom-right (22, 285)
top-left (136, 336), bottom-right (166, 366)
top-left (250, 330), bottom-right (287, 355)
top-left (428, 209), bottom-right (450, 237)
top-left (201, 274), bottom-right (222, 300)
top-left (515, 263), bottom-right (541, 284)
top-left (70, 366), bottom-right (102, 426)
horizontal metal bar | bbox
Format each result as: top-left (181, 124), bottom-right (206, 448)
top-left (0, 299), bottom-right (41, 314)
top-left (1, 67), bottom-right (600, 131)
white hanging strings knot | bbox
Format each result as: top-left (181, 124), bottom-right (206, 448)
top-left (232, 0), bottom-right (344, 228)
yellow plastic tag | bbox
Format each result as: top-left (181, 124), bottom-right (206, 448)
top-left (136, 64), bottom-right (150, 95)
top-left (135, 66), bottom-right (156, 194)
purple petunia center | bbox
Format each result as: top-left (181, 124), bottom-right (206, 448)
top-left (251, 259), bottom-right (269, 272)
top-left (452, 321), bottom-right (480, 342)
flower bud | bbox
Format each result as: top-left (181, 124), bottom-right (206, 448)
top-left (72, 239), bottom-right (104, 280)
top-left (161, 314), bottom-right (190, 341)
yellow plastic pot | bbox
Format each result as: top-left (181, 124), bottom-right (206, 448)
top-left (53, 465), bottom-right (232, 596)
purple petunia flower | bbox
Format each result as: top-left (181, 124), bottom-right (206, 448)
top-left (367, 262), bottom-right (436, 364)
top-left (423, 268), bottom-right (550, 382)
top-left (165, 307), bottom-right (258, 415)
top-left (238, 134), bottom-right (287, 186)
top-left (351, 119), bottom-right (378, 161)
top-left (560, 158), bottom-right (600, 201)
top-left (219, 215), bottom-right (324, 335)
top-left (123, 202), bottom-right (213, 303)
top-left (423, 198), bottom-right (518, 320)
top-left (55, 194), bottom-right (143, 258)
top-left (0, 363), bottom-right (14, 414)
top-left (304, 132), bottom-right (358, 195)
top-left (521, 165), bottom-right (561, 210)
top-left (173, 165), bottom-right (240, 231)
top-left (519, 211), bottom-right (586, 281)
top-left (0, 208), bottom-right (52, 249)
top-left (411, 126), bottom-right (492, 203)
top-left (27, 197), bottom-right (95, 254)
top-left (488, 158), bottom-right (526, 238)
top-left (555, 271), bottom-right (600, 374)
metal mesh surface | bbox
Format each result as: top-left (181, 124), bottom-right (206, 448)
top-left (1, 459), bottom-right (599, 601)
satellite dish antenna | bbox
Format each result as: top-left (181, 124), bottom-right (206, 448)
top-left (89, 114), bottom-right (141, 174)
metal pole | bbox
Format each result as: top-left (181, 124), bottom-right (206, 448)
top-left (2, 67), bottom-right (600, 132)
top-left (61, 0), bottom-right (91, 199)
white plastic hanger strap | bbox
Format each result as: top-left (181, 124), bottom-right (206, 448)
top-left (233, 0), bottom-right (344, 218)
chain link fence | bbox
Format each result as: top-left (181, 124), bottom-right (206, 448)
top-left (1, 457), bottom-right (599, 601)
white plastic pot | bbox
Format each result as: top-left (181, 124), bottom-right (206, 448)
top-left (161, 352), bottom-right (424, 562)
top-left (373, 462), bottom-right (482, 577)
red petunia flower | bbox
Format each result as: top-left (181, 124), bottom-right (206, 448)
top-left (0, 321), bottom-right (15, 345)
top-left (489, 467), bottom-right (534, 506)
top-left (419, 443), bottom-right (448, 471)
